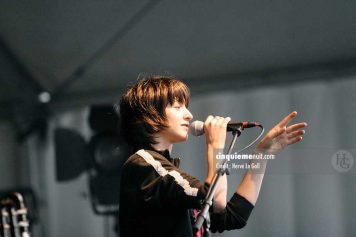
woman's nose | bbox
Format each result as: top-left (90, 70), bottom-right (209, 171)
top-left (184, 108), bottom-right (193, 121)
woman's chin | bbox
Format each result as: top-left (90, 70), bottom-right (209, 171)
top-left (175, 134), bottom-right (189, 143)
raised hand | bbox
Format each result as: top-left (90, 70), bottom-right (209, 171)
top-left (256, 111), bottom-right (307, 154)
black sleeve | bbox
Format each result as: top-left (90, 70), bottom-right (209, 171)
top-left (131, 153), bottom-right (210, 210)
top-left (210, 192), bottom-right (254, 233)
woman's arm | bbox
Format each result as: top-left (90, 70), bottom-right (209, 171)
top-left (204, 115), bottom-right (231, 212)
top-left (206, 144), bottom-right (228, 212)
top-left (236, 111), bottom-right (307, 205)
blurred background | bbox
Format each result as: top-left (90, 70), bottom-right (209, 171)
top-left (0, 0), bottom-right (355, 236)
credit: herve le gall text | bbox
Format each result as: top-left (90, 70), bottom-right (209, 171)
top-left (216, 162), bottom-right (262, 170)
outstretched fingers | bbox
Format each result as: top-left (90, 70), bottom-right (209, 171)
top-left (287, 136), bottom-right (303, 145)
top-left (287, 122), bottom-right (307, 133)
top-left (286, 121), bottom-right (307, 145)
top-left (278, 111), bottom-right (298, 128)
top-left (257, 112), bottom-right (307, 153)
top-left (287, 127), bottom-right (306, 145)
top-left (287, 130), bottom-right (305, 139)
top-left (265, 126), bottom-right (286, 141)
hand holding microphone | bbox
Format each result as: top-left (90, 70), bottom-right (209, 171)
top-left (189, 118), bottom-right (261, 136)
top-left (200, 116), bottom-right (231, 149)
top-left (189, 116), bottom-right (262, 154)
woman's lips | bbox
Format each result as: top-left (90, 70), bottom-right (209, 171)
top-left (181, 124), bottom-right (189, 129)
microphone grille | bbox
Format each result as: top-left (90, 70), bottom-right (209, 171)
top-left (189, 121), bottom-right (204, 136)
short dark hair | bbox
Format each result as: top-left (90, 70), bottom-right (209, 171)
top-left (116, 73), bottom-right (190, 149)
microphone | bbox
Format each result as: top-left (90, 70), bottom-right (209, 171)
top-left (189, 120), bottom-right (260, 136)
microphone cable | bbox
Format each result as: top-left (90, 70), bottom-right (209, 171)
top-left (232, 123), bottom-right (264, 155)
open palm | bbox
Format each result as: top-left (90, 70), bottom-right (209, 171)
top-left (256, 111), bottom-right (307, 154)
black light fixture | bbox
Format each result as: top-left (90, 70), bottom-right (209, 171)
top-left (54, 105), bottom-right (130, 215)
top-left (87, 105), bottom-right (130, 214)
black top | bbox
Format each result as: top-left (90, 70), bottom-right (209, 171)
top-left (119, 147), bottom-right (254, 237)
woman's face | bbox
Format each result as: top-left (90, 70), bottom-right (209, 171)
top-left (160, 101), bottom-right (193, 144)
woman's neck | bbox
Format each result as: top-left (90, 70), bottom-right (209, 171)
top-left (151, 136), bottom-right (173, 154)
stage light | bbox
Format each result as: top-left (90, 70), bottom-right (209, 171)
top-left (54, 105), bottom-right (130, 215)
